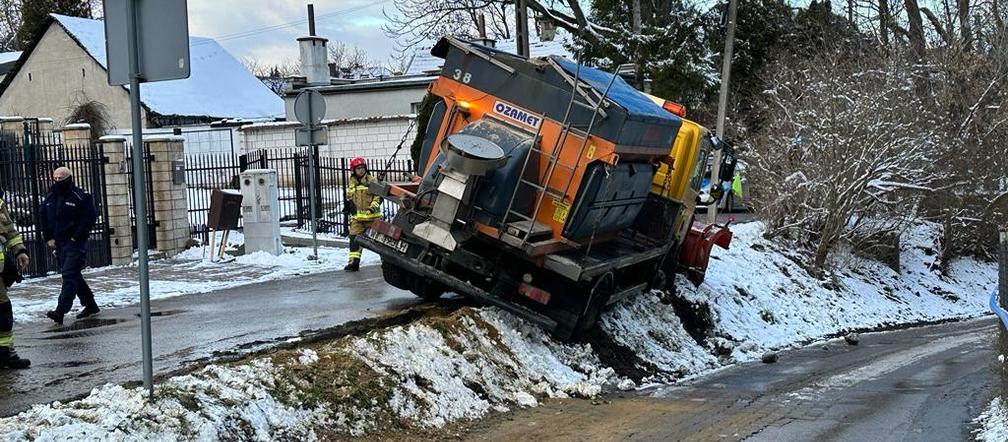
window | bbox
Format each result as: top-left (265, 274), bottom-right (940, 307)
top-left (410, 101), bottom-right (422, 114)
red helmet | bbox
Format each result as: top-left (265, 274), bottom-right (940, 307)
top-left (350, 157), bottom-right (366, 169)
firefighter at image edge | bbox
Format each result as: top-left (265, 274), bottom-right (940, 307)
top-left (0, 195), bottom-right (31, 370)
top-left (344, 157), bottom-right (381, 272)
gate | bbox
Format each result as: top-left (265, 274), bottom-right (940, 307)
top-left (0, 122), bottom-right (112, 277)
top-left (125, 141), bottom-right (158, 250)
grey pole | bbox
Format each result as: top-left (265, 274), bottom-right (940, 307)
top-left (307, 92), bottom-right (319, 259)
top-left (126, 0), bottom-right (154, 396)
top-left (708, 0), bottom-right (737, 225)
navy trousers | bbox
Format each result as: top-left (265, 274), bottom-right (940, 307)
top-left (55, 240), bottom-right (96, 315)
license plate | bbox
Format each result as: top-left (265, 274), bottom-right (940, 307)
top-left (367, 228), bottom-right (409, 253)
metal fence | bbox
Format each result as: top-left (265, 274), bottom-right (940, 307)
top-left (0, 126), bottom-right (112, 277)
top-left (185, 148), bottom-right (413, 239)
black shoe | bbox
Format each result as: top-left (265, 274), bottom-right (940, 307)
top-left (76, 306), bottom-right (100, 319)
top-left (0, 347), bottom-right (30, 369)
top-left (46, 310), bottom-right (63, 326)
top-left (344, 259), bottom-right (360, 272)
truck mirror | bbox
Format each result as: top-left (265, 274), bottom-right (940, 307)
top-left (719, 140), bottom-right (737, 182)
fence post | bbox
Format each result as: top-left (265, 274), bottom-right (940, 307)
top-left (98, 136), bottom-right (134, 265)
top-left (146, 135), bottom-right (189, 256)
top-left (999, 227), bottom-right (1008, 397)
top-left (59, 123), bottom-right (93, 186)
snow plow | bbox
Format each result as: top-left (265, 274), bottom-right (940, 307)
top-left (359, 37), bottom-right (735, 339)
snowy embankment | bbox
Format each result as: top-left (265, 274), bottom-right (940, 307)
top-left (973, 397), bottom-right (1008, 441)
top-left (0, 222), bottom-right (997, 440)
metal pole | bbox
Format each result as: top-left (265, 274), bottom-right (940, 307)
top-left (307, 92), bottom-right (319, 259)
top-left (307, 4), bottom-right (316, 37)
top-left (515, 0), bottom-right (529, 57)
top-left (126, 0), bottom-right (154, 396)
top-left (708, 0), bottom-right (736, 225)
top-left (1000, 228), bottom-right (1007, 314)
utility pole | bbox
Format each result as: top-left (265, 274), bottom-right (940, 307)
top-left (514, 0), bottom-right (530, 57)
top-left (632, 0), bottom-right (643, 89)
top-left (708, 0), bottom-right (737, 225)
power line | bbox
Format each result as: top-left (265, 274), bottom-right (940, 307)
top-left (197, 0), bottom-right (391, 45)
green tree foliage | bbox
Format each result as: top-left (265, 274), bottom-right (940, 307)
top-left (16, 0), bottom-right (90, 49)
top-left (581, 0), bottom-right (715, 108)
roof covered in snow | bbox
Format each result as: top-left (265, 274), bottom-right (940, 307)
top-left (0, 51), bottom-right (21, 64)
top-left (404, 35), bottom-right (573, 76)
top-left (0, 15), bottom-right (283, 120)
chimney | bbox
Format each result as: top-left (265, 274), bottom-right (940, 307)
top-left (298, 4), bottom-right (329, 86)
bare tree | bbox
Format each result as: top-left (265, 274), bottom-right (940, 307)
top-left (747, 51), bottom-right (942, 271)
top-left (242, 57), bottom-right (299, 96)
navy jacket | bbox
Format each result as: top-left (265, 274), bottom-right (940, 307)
top-left (40, 185), bottom-right (97, 244)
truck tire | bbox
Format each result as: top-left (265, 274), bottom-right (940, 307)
top-left (572, 273), bottom-right (614, 337)
top-left (410, 277), bottom-right (444, 302)
top-left (381, 260), bottom-right (411, 291)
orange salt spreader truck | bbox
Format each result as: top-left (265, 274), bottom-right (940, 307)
top-left (360, 37), bottom-right (736, 339)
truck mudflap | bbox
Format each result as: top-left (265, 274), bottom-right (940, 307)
top-left (681, 219), bottom-right (733, 285)
top-left (357, 232), bottom-right (560, 332)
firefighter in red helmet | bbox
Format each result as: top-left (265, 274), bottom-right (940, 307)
top-left (344, 157), bottom-right (381, 271)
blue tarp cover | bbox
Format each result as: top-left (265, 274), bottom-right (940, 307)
top-left (553, 57), bottom-right (677, 124)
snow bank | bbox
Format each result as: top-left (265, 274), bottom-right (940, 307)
top-left (0, 221), bottom-right (997, 439)
top-left (974, 397), bottom-right (1008, 441)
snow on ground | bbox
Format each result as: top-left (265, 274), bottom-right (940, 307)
top-left (0, 222), bottom-right (998, 440)
top-left (9, 232), bottom-right (378, 323)
top-left (974, 397), bottom-right (1008, 441)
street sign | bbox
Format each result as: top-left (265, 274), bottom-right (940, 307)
top-left (102, 0), bottom-right (191, 397)
top-left (296, 127), bottom-right (328, 146)
top-left (293, 89), bottom-right (326, 126)
top-left (103, 0), bottom-right (191, 86)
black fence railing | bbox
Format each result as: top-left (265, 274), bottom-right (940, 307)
top-left (125, 141), bottom-right (158, 250)
top-left (0, 127), bottom-right (112, 277)
top-left (185, 148), bottom-right (413, 239)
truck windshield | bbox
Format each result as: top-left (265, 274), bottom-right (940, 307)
top-left (690, 137), bottom-right (712, 191)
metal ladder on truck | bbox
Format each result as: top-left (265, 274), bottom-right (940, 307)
top-left (499, 59), bottom-right (621, 253)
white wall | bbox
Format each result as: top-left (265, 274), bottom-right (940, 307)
top-left (283, 86), bottom-right (429, 121)
top-left (0, 24), bottom-right (145, 130)
top-left (239, 115), bottom-right (417, 160)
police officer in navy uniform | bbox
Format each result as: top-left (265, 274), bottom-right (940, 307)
top-left (41, 167), bottom-right (98, 325)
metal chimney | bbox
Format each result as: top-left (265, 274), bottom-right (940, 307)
top-left (298, 4), bottom-right (329, 86)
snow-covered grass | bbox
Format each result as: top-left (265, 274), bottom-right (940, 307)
top-left (0, 221), bottom-right (997, 439)
top-left (974, 397), bottom-right (1008, 441)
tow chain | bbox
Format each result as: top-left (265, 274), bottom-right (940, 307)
top-left (378, 119), bottom-right (418, 182)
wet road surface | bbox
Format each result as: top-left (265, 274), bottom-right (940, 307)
top-left (466, 318), bottom-right (997, 441)
top-left (0, 266), bottom-right (417, 417)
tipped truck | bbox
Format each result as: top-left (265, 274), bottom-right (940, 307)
top-left (360, 37), bottom-right (735, 340)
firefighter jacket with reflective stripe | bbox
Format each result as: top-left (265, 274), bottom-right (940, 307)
top-left (0, 199), bottom-right (25, 262)
top-left (347, 173), bottom-right (381, 222)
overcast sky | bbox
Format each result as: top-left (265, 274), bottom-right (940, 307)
top-left (187, 0), bottom-right (399, 66)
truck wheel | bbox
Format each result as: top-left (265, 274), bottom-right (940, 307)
top-left (572, 273), bottom-right (614, 336)
top-left (410, 276), bottom-right (444, 302)
top-left (381, 260), bottom-right (411, 291)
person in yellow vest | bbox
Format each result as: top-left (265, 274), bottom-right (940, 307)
top-left (0, 196), bottom-right (31, 369)
top-left (344, 157), bottom-right (381, 272)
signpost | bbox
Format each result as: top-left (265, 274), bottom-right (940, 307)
top-left (294, 89), bottom-right (327, 259)
top-left (103, 0), bottom-right (191, 397)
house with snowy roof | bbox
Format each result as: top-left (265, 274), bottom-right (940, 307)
top-left (0, 14), bottom-right (283, 131)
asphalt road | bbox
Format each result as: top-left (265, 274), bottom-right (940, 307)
top-left (466, 318), bottom-right (998, 441)
top-left (0, 266), bottom-right (417, 417)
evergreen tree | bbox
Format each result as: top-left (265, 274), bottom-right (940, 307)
top-left (16, 0), bottom-right (90, 50)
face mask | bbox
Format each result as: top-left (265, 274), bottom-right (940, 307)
top-left (53, 176), bottom-right (73, 192)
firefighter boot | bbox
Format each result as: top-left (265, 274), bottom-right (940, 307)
top-left (344, 258), bottom-right (360, 272)
top-left (0, 347), bottom-right (29, 369)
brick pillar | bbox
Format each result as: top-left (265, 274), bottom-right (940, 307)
top-left (0, 117), bottom-right (24, 141)
top-left (146, 136), bottom-right (189, 256)
top-left (37, 117), bottom-right (53, 135)
top-left (59, 123), bottom-right (93, 185)
top-left (97, 135), bottom-right (133, 265)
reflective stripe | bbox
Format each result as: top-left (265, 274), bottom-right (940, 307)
top-left (0, 332), bottom-right (12, 348)
top-left (348, 251), bottom-right (362, 259)
top-left (4, 234), bottom-right (22, 249)
top-left (353, 211), bottom-right (381, 221)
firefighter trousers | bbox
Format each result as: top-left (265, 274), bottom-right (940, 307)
top-left (0, 283), bottom-right (13, 350)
